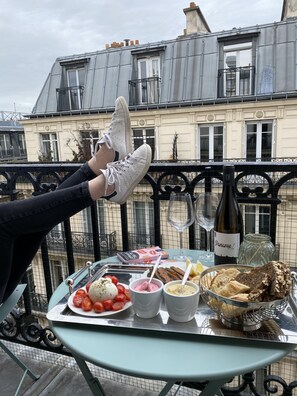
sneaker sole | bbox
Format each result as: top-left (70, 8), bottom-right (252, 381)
top-left (113, 144), bottom-right (152, 205)
top-left (116, 96), bottom-right (133, 157)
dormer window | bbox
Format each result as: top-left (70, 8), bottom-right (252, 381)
top-left (223, 42), bottom-right (253, 96)
top-left (129, 46), bottom-right (165, 106)
top-left (217, 33), bottom-right (258, 98)
top-left (66, 68), bottom-right (85, 110)
top-left (56, 58), bottom-right (89, 112)
top-left (137, 57), bottom-right (160, 104)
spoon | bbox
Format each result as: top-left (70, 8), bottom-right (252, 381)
top-left (138, 255), bottom-right (162, 291)
top-left (147, 254), bottom-right (162, 291)
top-left (179, 262), bottom-right (192, 294)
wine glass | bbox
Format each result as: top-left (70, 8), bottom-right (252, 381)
top-left (195, 192), bottom-right (219, 262)
top-left (167, 192), bottom-right (195, 261)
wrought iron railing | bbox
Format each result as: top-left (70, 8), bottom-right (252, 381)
top-left (218, 65), bottom-right (255, 98)
top-left (56, 85), bottom-right (85, 111)
top-left (46, 230), bottom-right (117, 256)
top-left (0, 160), bottom-right (296, 395)
top-left (129, 76), bottom-right (161, 105)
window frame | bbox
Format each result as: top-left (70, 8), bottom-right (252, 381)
top-left (40, 132), bottom-right (59, 161)
top-left (245, 120), bottom-right (274, 161)
top-left (197, 123), bottom-right (224, 161)
top-left (223, 42), bottom-right (252, 96)
top-left (217, 32), bottom-right (259, 98)
top-left (132, 128), bottom-right (156, 159)
top-left (241, 204), bottom-right (271, 235)
top-left (66, 68), bottom-right (85, 110)
top-left (133, 201), bottom-right (155, 247)
top-left (136, 56), bottom-right (161, 104)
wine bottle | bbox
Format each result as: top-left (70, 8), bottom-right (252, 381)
top-left (214, 165), bottom-right (243, 265)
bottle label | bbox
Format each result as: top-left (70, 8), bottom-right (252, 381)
top-left (214, 231), bottom-right (240, 259)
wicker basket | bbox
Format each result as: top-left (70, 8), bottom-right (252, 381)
top-left (199, 264), bottom-right (289, 331)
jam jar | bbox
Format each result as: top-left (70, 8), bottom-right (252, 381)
top-left (237, 233), bottom-right (276, 267)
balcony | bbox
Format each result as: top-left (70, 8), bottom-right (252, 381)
top-left (218, 66), bottom-right (255, 98)
top-left (0, 160), bottom-right (296, 395)
top-left (0, 147), bottom-right (27, 162)
top-left (129, 77), bottom-right (161, 105)
top-left (56, 85), bottom-right (84, 112)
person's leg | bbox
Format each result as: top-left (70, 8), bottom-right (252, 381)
top-left (0, 144), bottom-right (151, 303)
top-left (56, 95), bottom-right (132, 189)
top-left (0, 96), bottom-right (133, 302)
top-left (0, 181), bottom-right (94, 303)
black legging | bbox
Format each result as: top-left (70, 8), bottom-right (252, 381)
top-left (0, 162), bottom-right (97, 303)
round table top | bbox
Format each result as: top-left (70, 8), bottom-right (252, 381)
top-left (48, 250), bottom-right (296, 382)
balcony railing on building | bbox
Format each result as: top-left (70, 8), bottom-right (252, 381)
top-left (56, 85), bottom-right (84, 112)
top-left (218, 65), bottom-right (255, 97)
top-left (47, 230), bottom-right (117, 256)
top-left (129, 77), bottom-right (161, 105)
top-left (0, 147), bottom-right (27, 161)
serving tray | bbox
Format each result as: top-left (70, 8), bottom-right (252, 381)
top-left (47, 262), bottom-right (297, 345)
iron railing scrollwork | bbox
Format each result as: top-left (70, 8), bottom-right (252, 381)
top-left (0, 308), bottom-right (68, 355)
top-left (0, 161), bottom-right (296, 393)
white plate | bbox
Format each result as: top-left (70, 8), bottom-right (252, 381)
top-left (68, 284), bottom-right (132, 317)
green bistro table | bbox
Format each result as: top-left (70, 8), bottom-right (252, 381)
top-left (48, 250), bottom-right (296, 396)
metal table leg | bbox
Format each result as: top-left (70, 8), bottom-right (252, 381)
top-left (158, 380), bottom-right (176, 395)
top-left (73, 354), bottom-right (106, 396)
top-left (199, 378), bottom-right (228, 396)
top-left (159, 379), bottom-right (226, 396)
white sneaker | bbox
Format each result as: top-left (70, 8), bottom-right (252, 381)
top-left (94, 96), bottom-right (132, 161)
top-left (101, 144), bottom-right (152, 204)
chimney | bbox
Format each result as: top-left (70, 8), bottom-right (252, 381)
top-left (281, 0), bottom-right (297, 20)
top-left (183, 2), bottom-right (211, 35)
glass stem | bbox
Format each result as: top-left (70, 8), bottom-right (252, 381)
top-left (206, 230), bottom-right (210, 253)
top-left (179, 231), bottom-right (183, 250)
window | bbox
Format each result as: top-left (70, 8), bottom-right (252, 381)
top-left (217, 33), bottom-right (259, 98)
top-left (26, 265), bottom-right (35, 294)
top-left (242, 205), bottom-right (270, 235)
top-left (82, 201), bottom-right (106, 247)
top-left (197, 125), bottom-right (223, 161)
top-left (133, 201), bottom-right (154, 247)
top-left (80, 129), bottom-right (99, 159)
top-left (50, 260), bottom-right (67, 290)
top-left (129, 47), bottom-right (164, 106)
top-left (133, 128), bottom-right (155, 159)
top-left (137, 57), bottom-right (160, 104)
top-left (17, 133), bottom-right (26, 155)
top-left (245, 121), bottom-right (273, 161)
top-left (82, 204), bottom-right (105, 236)
top-left (40, 133), bottom-right (59, 161)
top-left (57, 58), bottom-right (89, 112)
top-left (223, 43), bottom-right (253, 96)
top-left (66, 68), bottom-right (85, 110)
top-left (0, 133), bottom-right (12, 157)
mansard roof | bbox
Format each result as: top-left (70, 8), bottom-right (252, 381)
top-left (31, 17), bottom-right (297, 117)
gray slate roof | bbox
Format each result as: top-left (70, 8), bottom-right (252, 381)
top-left (32, 19), bottom-right (297, 115)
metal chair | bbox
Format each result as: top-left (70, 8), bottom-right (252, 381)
top-left (0, 284), bottom-right (40, 395)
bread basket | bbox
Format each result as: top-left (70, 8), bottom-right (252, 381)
top-left (199, 264), bottom-right (289, 331)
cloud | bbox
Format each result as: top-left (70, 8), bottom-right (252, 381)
top-left (0, 0), bottom-right (281, 112)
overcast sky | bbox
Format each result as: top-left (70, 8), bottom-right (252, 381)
top-left (0, 0), bottom-right (283, 113)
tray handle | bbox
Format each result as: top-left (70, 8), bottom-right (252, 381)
top-left (65, 261), bottom-right (93, 294)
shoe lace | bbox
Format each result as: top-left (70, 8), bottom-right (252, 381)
top-left (104, 155), bottom-right (133, 193)
top-left (92, 110), bottom-right (118, 159)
